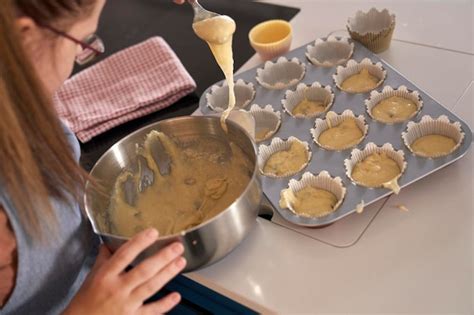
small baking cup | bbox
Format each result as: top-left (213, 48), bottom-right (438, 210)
top-left (306, 36), bottom-right (354, 67)
top-left (256, 57), bottom-right (306, 90)
top-left (206, 79), bottom-right (256, 112)
top-left (347, 8), bottom-right (396, 53)
top-left (333, 58), bottom-right (386, 94)
top-left (344, 142), bottom-right (407, 194)
top-left (279, 171), bottom-right (346, 218)
top-left (281, 82), bottom-right (334, 119)
top-left (310, 109), bottom-right (368, 151)
top-left (365, 85), bottom-right (423, 124)
top-left (258, 136), bottom-right (312, 178)
top-left (246, 104), bottom-right (282, 143)
top-left (401, 115), bottom-right (464, 158)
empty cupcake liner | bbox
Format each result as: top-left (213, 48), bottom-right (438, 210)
top-left (279, 171), bottom-right (347, 218)
top-left (306, 36), bottom-right (354, 67)
top-left (247, 104), bottom-right (282, 142)
top-left (344, 142), bottom-right (407, 194)
top-left (258, 136), bottom-right (312, 178)
top-left (401, 115), bottom-right (465, 158)
top-left (347, 8), bottom-right (396, 53)
top-left (310, 109), bottom-right (368, 151)
top-left (333, 58), bottom-right (386, 94)
top-left (256, 57), bottom-right (306, 90)
top-left (282, 82), bottom-right (334, 118)
top-left (206, 79), bottom-right (256, 112)
top-left (365, 85), bottom-right (423, 124)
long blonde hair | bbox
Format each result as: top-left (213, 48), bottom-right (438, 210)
top-left (0, 0), bottom-right (96, 240)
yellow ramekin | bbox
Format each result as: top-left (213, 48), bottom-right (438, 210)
top-left (249, 20), bottom-right (292, 60)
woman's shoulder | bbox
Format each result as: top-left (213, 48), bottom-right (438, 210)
top-left (60, 119), bottom-right (81, 162)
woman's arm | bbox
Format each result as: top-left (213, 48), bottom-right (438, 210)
top-left (0, 206), bottom-right (17, 307)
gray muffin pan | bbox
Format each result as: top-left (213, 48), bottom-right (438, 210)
top-left (198, 39), bottom-right (472, 227)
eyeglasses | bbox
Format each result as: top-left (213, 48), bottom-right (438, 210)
top-left (41, 24), bottom-right (105, 65)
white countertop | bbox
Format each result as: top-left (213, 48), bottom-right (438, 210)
top-left (187, 1), bottom-right (474, 313)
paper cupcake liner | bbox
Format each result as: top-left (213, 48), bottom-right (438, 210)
top-left (256, 57), bottom-right (306, 90)
top-left (347, 8), bottom-right (396, 53)
top-left (401, 115), bottom-right (465, 158)
top-left (247, 104), bottom-right (282, 143)
top-left (279, 171), bottom-right (347, 218)
top-left (281, 82), bottom-right (334, 118)
top-left (310, 109), bottom-right (368, 151)
top-left (306, 36), bottom-right (354, 67)
top-left (258, 136), bottom-right (312, 178)
top-left (249, 20), bottom-right (293, 61)
top-left (344, 142), bottom-right (407, 194)
top-left (365, 85), bottom-right (423, 124)
top-left (333, 58), bottom-right (386, 94)
top-left (206, 79), bottom-right (256, 112)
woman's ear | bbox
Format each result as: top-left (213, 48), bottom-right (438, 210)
top-left (15, 16), bottom-right (41, 46)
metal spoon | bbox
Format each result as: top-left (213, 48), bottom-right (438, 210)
top-left (187, 0), bottom-right (219, 23)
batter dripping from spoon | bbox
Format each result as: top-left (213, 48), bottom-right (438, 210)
top-left (193, 15), bottom-right (236, 131)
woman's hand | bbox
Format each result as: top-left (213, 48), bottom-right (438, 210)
top-left (64, 229), bottom-right (186, 315)
top-left (174, 0), bottom-right (186, 4)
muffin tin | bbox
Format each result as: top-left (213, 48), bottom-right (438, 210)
top-left (198, 39), bottom-right (472, 227)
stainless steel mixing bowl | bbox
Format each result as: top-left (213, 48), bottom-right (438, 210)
top-left (84, 116), bottom-right (262, 272)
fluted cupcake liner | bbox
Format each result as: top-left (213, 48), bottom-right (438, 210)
top-left (206, 79), bottom-right (256, 112)
top-left (310, 109), bottom-right (368, 151)
top-left (306, 36), bottom-right (354, 67)
top-left (347, 8), bottom-right (396, 53)
top-left (258, 136), bottom-right (311, 178)
top-left (247, 104), bottom-right (282, 142)
top-left (333, 58), bottom-right (386, 94)
top-left (344, 142), bottom-right (407, 194)
top-left (256, 57), bottom-right (306, 90)
top-left (365, 85), bottom-right (423, 124)
top-left (281, 82), bottom-right (334, 119)
top-left (401, 115), bottom-right (464, 158)
top-left (279, 171), bottom-right (346, 218)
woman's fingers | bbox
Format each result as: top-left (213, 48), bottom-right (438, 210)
top-left (107, 228), bottom-right (159, 275)
top-left (173, 0), bottom-right (186, 4)
top-left (132, 256), bottom-right (186, 301)
top-left (140, 292), bottom-right (182, 315)
top-left (123, 242), bottom-right (184, 288)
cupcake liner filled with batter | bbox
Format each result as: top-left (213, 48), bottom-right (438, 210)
top-left (333, 58), bottom-right (386, 94)
top-left (258, 136), bottom-right (311, 178)
top-left (279, 171), bottom-right (346, 218)
top-left (365, 85), bottom-right (423, 124)
top-left (282, 82), bottom-right (334, 118)
top-left (402, 115), bottom-right (464, 158)
top-left (206, 79), bottom-right (256, 112)
top-left (256, 57), bottom-right (306, 90)
top-left (306, 36), bottom-right (354, 67)
top-left (247, 104), bottom-right (282, 143)
top-left (347, 8), bottom-right (396, 53)
top-left (344, 142), bottom-right (407, 194)
top-left (311, 110), bottom-right (368, 151)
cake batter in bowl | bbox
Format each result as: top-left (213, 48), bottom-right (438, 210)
top-left (84, 116), bottom-right (262, 272)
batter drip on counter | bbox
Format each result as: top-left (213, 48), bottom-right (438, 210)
top-left (341, 68), bottom-right (380, 93)
top-left (108, 131), bottom-right (253, 237)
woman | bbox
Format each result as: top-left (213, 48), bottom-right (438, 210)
top-left (0, 0), bottom-right (189, 314)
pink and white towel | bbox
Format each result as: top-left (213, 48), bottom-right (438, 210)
top-left (54, 37), bottom-right (196, 142)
